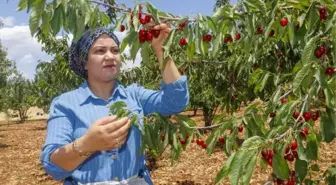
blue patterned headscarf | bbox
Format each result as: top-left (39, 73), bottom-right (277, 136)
top-left (69, 27), bottom-right (120, 79)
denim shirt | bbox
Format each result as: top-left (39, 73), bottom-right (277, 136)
top-left (40, 76), bottom-right (189, 184)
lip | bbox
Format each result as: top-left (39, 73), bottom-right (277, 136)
top-left (103, 64), bottom-right (115, 68)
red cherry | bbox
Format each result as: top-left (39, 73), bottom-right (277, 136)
top-left (179, 138), bottom-right (186, 145)
top-left (281, 99), bottom-right (287, 103)
top-left (301, 128), bottom-right (309, 137)
top-left (218, 137), bottom-right (225, 144)
top-left (253, 63), bottom-right (259, 70)
top-left (268, 158), bottom-right (272, 166)
top-left (235, 33), bottom-right (241, 40)
top-left (238, 126), bottom-right (244, 132)
top-left (269, 30), bottom-right (275, 37)
top-left (179, 38), bottom-right (187, 46)
top-left (140, 18), bottom-right (147, 25)
top-left (319, 7), bottom-right (327, 20)
top-left (139, 29), bottom-right (147, 36)
top-left (201, 142), bottom-right (207, 149)
top-left (268, 149), bottom-right (274, 158)
top-left (270, 113), bottom-right (276, 118)
top-left (161, 133), bottom-right (165, 140)
top-left (202, 35), bottom-right (208, 42)
top-left (261, 150), bottom-right (268, 159)
top-left (312, 115), bottom-right (318, 121)
top-left (315, 49), bottom-right (322, 58)
top-left (319, 46), bottom-right (326, 54)
top-left (120, 25), bottom-right (125, 32)
top-left (291, 141), bottom-right (298, 150)
top-left (285, 146), bottom-right (290, 154)
top-left (146, 33), bottom-right (153, 41)
top-left (291, 171), bottom-right (296, 177)
top-left (303, 112), bottom-right (312, 121)
top-left (280, 18), bottom-right (288, 27)
top-left (150, 30), bottom-right (160, 38)
top-left (206, 34), bottom-right (212, 42)
top-left (325, 67), bottom-right (335, 76)
top-left (196, 139), bottom-right (201, 145)
top-left (276, 178), bottom-right (284, 185)
top-left (228, 37), bottom-right (233, 42)
top-left (276, 51), bottom-right (282, 58)
top-left (139, 35), bottom-right (146, 43)
top-left (292, 150), bottom-right (298, 158)
top-left (287, 179), bottom-right (295, 185)
top-left (286, 154), bottom-right (295, 162)
top-left (257, 26), bottom-right (263, 34)
top-left (138, 12), bottom-right (142, 19)
top-left (179, 21), bottom-right (186, 29)
top-left (293, 111), bottom-right (300, 119)
top-left (145, 14), bottom-right (151, 23)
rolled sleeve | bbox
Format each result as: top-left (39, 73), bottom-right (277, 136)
top-left (40, 97), bottom-right (75, 180)
top-left (136, 75), bottom-right (190, 116)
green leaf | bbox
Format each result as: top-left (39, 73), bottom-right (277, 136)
top-left (206, 16), bottom-right (217, 34)
top-left (130, 38), bottom-right (141, 61)
top-left (241, 151), bottom-right (258, 185)
top-left (110, 101), bottom-right (127, 115)
top-left (146, 2), bottom-right (160, 24)
top-left (17, 0), bottom-right (27, 11)
top-left (293, 62), bottom-right (313, 94)
top-left (306, 133), bottom-right (318, 160)
top-left (28, 0), bottom-right (46, 36)
top-left (27, 0), bottom-right (34, 13)
top-left (295, 159), bottom-right (308, 181)
top-left (140, 42), bottom-right (150, 64)
top-left (41, 9), bottom-right (51, 35)
top-left (228, 151), bottom-right (244, 185)
top-left (120, 31), bottom-right (136, 53)
top-left (212, 33), bottom-right (222, 57)
top-left (245, 0), bottom-right (267, 14)
top-left (321, 109), bottom-right (336, 143)
top-left (215, 153), bottom-right (235, 184)
top-left (100, 12), bottom-right (110, 26)
top-left (302, 35), bottom-right (319, 64)
top-left (272, 152), bottom-right (290, 180)
top-left (288, 22), bottom-right (295, 46)
top-left (50, 5), bottom-right (63, 36)
top-left (241, 136), bottom-right (263, 149)
top-left (311, 164), bottom-right (319, 171)
top-left (186, 41), bottom-right (195, 61)
top-left (297, 135), bottom-right (307, 161)
top-left (176, 16), bottom-right (189, 27)
top-left (206, 129), bottom-right (220, 155)
top-left (254, 72), bottom-right (270, 93)
top-left (244, 101), bottom-right (261, 115)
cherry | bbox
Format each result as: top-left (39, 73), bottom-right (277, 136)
top-left (140, 18), bottom-right (147, 25)
top-left (235, 33), bottom-right (241, 40)
top-left (150, 30), bottom-right (160, 38)
top-left (287, 179), bottom-right (295, 185)
top-left (253, 63), bottom-right (259, 70)
top-left (276, 51), bottom-right (282, 58)
top-left (315, 50), bottom-right (323, 58)
top-left (281, 99), bottom-right (287, 103)
top-left (286, 154), bottom-right (295, 162)
top-left (293, 111), bottom-right (300, 119)
top-left (146, 33), bottom-right (153, 41)
top-left (303, 112), bottom-right (312, 121)
top-left (201, 142), bottom-right (207, 149)
top-left (120, 25), bottom-right (125, 32)
top-left (312, 115), bottom-right (318, 121)
top-left (139, 29), bottom-right (147, 37)
top-left (261, 150), bottom-right (268, 159)
top-left (257, 26), bottom-right (263, 34)
top-left (179, 38), bottom-right (187, 46)
top-left (138, 12), bottom-right (142, 19)
top-left (270, 113), bottom-right (276, 118)
top-left (280, 18), bottom-right (288, 27)
top-left (269, 30), bottom-right (275, 37)
top-left (161, 133), bottom-right (165, 140)
top-left (179, 138), bottom-right (186, 145)
top-left (291, 141), bottom-right (297, 150)
top-left (292, 150), bottom-right (298, 159)
top-left (179, 21), bottom-right (186, 29)
top-left (319, 7), bottom-right (327, 20)
top-left (218, 137), bottom-right (225, 144)
top-left (238, 126), bottom-right (244, 132)
top-left (139, 35), bottom-right (146, 43)
top-left (202, 35), bottom-right (208, 42)
top-left (268, 158), bottom-right (272, 166)
top-left (325, 67), bottom-right (335, 76)
top-left (300, 128), bottom-right (309, 138)
top-left (285, 146), bottom-right (290, 154)
top-left (145, 14), bottom-right (151, 23)
top-left (196, 139), bottom-right (201, 145)
top-left (319, 46), bottom-right (326, 54)
top-left (206, 34), bottom-right (212, 42)
top-left (290, 171), bottom-right (296, 177)
top-left (276, 178), bottom-right (284, 185)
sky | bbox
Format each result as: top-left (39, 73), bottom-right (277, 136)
top-left (0, 0), bottom-right (237, 80)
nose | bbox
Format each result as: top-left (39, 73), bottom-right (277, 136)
top-left (105, 50), bottom-right (116, 60)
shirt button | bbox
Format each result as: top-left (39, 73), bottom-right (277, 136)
top-left (114, 176), bottom-right (119, 181)
top-left (111, 154), bottom-right (118, 159)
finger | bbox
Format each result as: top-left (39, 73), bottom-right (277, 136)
top-left (147, 18), bottom-right (156, 28)
top-left (152, 23), bottom-right (170, 30)
top-left (104, 117), bottom-right (129, 133)
top-left (106, 120), bottom-right (131, 142)
top-left (97, 115), bottom-right (117, 126)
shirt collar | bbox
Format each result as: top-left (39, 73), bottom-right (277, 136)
top-left (79, 80), bottom-right (127, 104)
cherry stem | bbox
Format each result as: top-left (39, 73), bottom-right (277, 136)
top-left (89, 0), bottom-right (197, 22)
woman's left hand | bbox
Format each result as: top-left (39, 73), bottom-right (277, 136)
top-left (147, 20), bottom-right (171, 52)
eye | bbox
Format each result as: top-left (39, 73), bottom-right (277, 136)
top-left (112, 49), bottom-right (120, 54)
top-left (96, 49), bottom-right (105, 53)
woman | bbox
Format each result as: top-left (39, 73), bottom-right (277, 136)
top-left (40, 22), bottom-right (189, 185)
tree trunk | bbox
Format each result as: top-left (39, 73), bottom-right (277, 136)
top-left (18, 109), bottom-right (27, 123)
top-left (193, 107), bottom-right (198, 116)
top-left (202, 106), bottom-right (218, 127)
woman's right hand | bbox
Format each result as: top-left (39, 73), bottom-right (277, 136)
top-left (78, 116), bottom-right (131, 153)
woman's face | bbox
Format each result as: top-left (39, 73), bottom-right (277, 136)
top-left (86, 34), bottom-right (121, 82)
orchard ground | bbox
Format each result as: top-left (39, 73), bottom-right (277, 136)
top-left (0, 108), bottom-right (335, 185)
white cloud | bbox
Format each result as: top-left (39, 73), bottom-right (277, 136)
top-left (0, 25), bottom-right (52, 79)
top-left (0, 16), bottom-right (15, 27)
